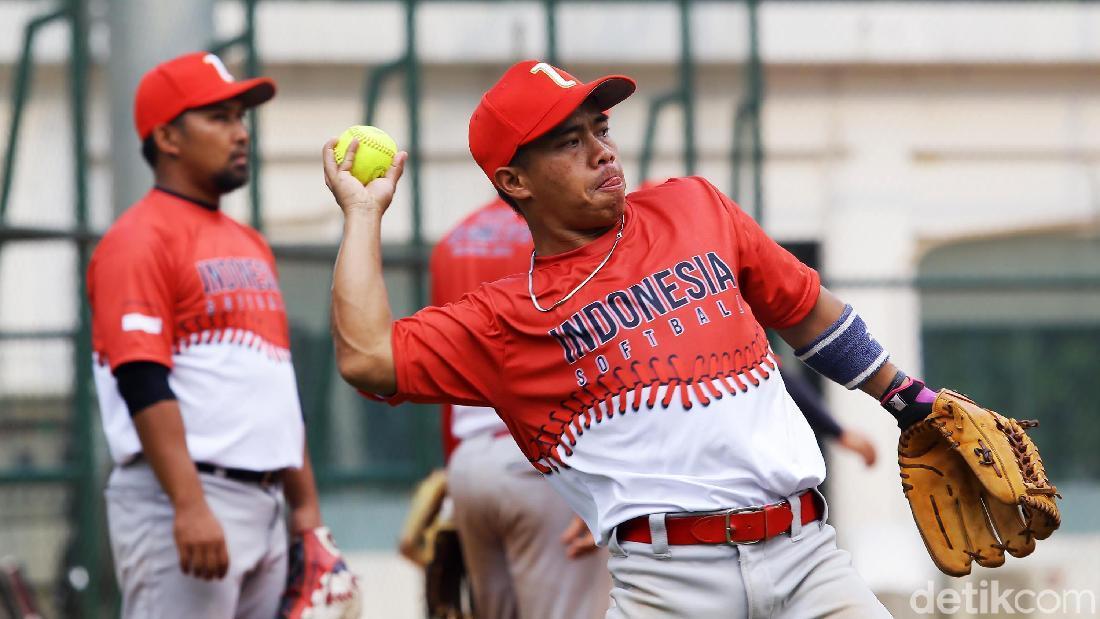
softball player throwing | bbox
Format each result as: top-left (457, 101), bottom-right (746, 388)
top-left (322, 60), bottom-right (1057, 617)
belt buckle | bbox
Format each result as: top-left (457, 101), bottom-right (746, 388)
top-left (724, 505), bottom-right (766, 545)
top-left (260, 469), bottom-right (284, 487)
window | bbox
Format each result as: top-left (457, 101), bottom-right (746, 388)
top-left (919, 230), bottom-right (1100, 532)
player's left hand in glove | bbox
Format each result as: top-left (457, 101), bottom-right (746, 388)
top-left (884, 374), bottom-right (1061, 577)
top-left (279, 526), bottom-right (362, 619)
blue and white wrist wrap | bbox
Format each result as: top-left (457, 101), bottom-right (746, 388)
top-left (794, 304), bottom-right (889, 390)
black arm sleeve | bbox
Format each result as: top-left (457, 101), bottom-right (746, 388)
top-left (114, 361), bottom-right (176, 416)
top-left (783, 370), bottom-right (843, 438)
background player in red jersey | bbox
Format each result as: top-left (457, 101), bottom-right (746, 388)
top-left (783, 370), bottom-right (877, 467)
top-left (432, 198), bottom-right (610, 619)
top-left (321, 60), bottom-right (946, 617)
top-left (88, 52), bottom-right (357, 619)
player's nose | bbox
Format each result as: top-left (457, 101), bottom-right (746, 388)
top-left (232, 116), bottom-right (249, 145)
top-left (589, 134), bottom-right (615, 167)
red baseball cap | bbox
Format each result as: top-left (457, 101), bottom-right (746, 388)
top-left (468, 60), bottom-right (636, 185)
top-left (134, 52), bottom-right (276, 139)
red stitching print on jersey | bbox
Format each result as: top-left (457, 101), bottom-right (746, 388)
top-left (172, 328), bottom-right (291, 362)
top-left (529, 333), bottom-right (779, 473)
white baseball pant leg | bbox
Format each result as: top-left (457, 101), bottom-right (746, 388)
top-left (105, 461), bottom-right (288, 619)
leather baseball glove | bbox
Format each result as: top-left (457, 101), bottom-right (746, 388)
top-left (424, 524), bottom-right (472, 619)
top-left (398, 469), bottom-right (449, 566)
top-left (898, 389), bottom-right (1061, 577)
top-left (397, 470), bottom-right (473, 618)
top-left (279, 526), bottom-right (362, 619)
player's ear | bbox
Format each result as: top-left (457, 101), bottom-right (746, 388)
top-left (494, 166), bottom-right (532, 203)
top-left (151, 122), bottom-right (183, 160)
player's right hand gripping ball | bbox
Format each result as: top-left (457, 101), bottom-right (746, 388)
top-left (333, 125), bottom-right (397, 185)
top-left (898, 390), bottom-right (1061, 577)
top-left (279, 527), bottom-right (362, 619)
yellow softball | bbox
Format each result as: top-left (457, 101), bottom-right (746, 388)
top-left (333, 125), bottom-right (397, 185)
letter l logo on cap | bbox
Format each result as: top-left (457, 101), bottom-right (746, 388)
top-left (203, 54), bottom-right (236, 83)
top-left (530, 62), bottom-right (577, 88)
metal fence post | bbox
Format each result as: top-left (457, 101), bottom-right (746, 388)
top-left (731, 0), bottom-right (763, 222)
top-left (545, 0), bottom-right (559, 65)
top-left (679, 0), bottom-right (696, 175)
top-left (637, 0), bottom-right (696, 183)
top-left (747, 0), bottom-right (763, 223)
top-left (403, 0), bottom-right (439, 474)
top-left (244, 0), bottom-right (263, 232)
top-left (67, 2), bottom-right (101, 615)
top-left (406, 0), bottom-right (424, 310)
top-left (1, 8), bottom-right (68, 222)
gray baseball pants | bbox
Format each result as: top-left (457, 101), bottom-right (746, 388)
top-left (448, 432), bottom-right (612, 619)
top-left (604, 493), bottom-right (892, 618)
top-left (105, 461), bottom-right (288, 619)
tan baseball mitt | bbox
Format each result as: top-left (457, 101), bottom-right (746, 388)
top-left (898, 389), bottom-right (1060, 577)
top-left (398, 469), bottom-right (449, 566)
top-left (395, 470), bottom-right (472, 618)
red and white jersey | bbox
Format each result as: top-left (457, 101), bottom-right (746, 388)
top-left (88, 188), bottom-right (304, 470)
top-left (388, 177), bottom-right (825, 543)
top-left (429, 199), bottom-right (532, 457)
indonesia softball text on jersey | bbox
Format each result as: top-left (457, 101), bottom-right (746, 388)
top-left (88, 189), bottom-right (304, 470)
top-left (387, 178), bottom-right (826, 544)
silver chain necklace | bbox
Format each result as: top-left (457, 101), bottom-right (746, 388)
top-left (528, 215), bottom-right (625, 313)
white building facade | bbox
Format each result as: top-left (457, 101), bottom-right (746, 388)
top-left (1, 1), bottom-right (1098, 617)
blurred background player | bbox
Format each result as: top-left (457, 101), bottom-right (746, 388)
top-left (87, 52), bottom-right (354, 618)
top-left (428, 197), bottom-right (611, 619)
top-left (784, 370), bottom-right (877, 467)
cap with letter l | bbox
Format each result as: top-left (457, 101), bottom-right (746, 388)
top-left (133, 51), bottom-right (276, 140)
top-left (468, 60), bottom-right (636, 186)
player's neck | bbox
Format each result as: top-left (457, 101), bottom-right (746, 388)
top-left (153, 170), bottom-right (221, 210)
top-left (528, 221), bottom-right (614, 257)
top-left (522, 204), bottom-right (621, 257)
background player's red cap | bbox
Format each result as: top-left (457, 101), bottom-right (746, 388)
top-left (468, 60), bottom-right (636, 185)
top-left (134, 52), bottom-right (276, 139)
